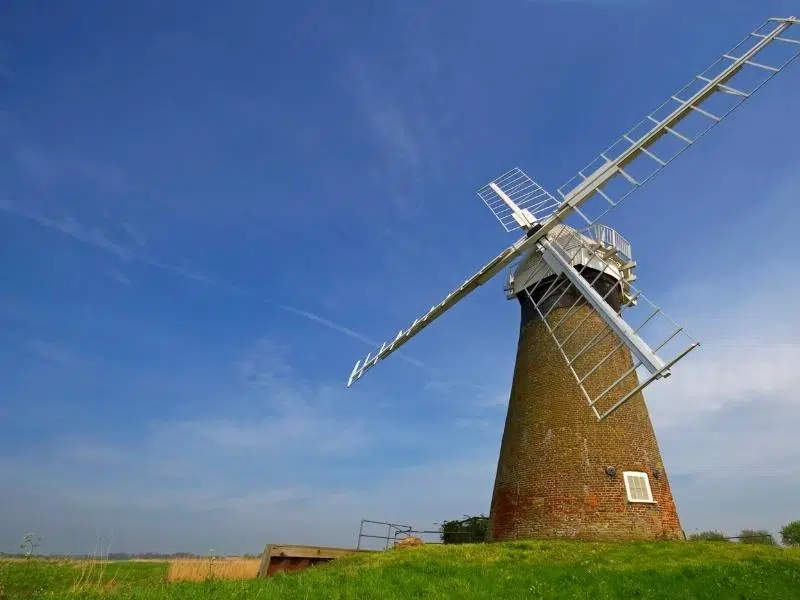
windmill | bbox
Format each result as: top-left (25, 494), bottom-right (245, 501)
top-left (345, 17), bottom-right (799, 541)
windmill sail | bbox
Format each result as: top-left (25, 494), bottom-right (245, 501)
top-left (346, 16), bottom-right (798, 388)
top-left (347, 237), bottom-right (527, 386)
top-left (554, 16), bottom-right (799, 229)
top-left (519, 226), bottom-right (698, 420)
top-left (476, 169), bottom-right (560, 231)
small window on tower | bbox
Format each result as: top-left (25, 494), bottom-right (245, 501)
top-left (623, 471), bottom-right (654, 503)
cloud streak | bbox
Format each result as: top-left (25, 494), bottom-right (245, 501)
top-left (108, 268), bottom-right (132, 287)
top-left (0, 200), bottom-right (441, 378)
top-left (12, 145), bottom-right (127, 193)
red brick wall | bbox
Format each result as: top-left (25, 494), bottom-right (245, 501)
top-left (487, 300), bottom-right (683, 541)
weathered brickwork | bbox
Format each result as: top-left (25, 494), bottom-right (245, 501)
top-left (487, 274), bottom-right (683, 541)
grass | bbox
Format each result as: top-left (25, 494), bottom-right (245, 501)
top-left (0, 559), bottom-right (166, 599)
top-left (2, 541), bottom-right (799, 599)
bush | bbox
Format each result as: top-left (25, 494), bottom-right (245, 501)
top-left (440, 515), bottom-right (489, 544)
top-left (737, 529), bottom-right (776, 545)
top-left (780, 521), bottom-right (800, 547)
top-left (688, 530), bottom-right (729, 542)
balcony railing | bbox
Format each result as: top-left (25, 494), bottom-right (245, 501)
top-left (587, 224), bottom-right (632, 263)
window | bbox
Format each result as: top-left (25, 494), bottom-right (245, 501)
top-left (623, 471), bottom-right (654, 503)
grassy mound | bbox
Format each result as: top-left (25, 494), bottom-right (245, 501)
top-left (2, 540), bottom-right (799, 599)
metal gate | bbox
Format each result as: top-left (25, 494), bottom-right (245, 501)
top-left (355, 519), bottom-right (445, 550)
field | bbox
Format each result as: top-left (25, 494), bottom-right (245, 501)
top-left (2, 541), bottom-right (800, 599)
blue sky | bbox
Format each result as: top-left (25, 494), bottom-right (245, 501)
top-left (1, 0), bottom-right (799, 554)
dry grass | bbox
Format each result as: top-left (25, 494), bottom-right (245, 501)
top-left (166, 557), bottom-right (261, 582)
top-left (70, 558), bottom-right (119, 591)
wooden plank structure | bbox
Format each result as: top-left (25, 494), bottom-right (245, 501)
top-left (257, 544), bottom-right (374, 577)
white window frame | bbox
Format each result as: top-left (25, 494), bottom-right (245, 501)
top-left (623, 471), bottom-right (655, 503)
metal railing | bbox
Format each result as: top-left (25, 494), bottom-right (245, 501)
top-left (586, 223), bottom-right (632, 263)
top-left (356, 520), bottom-right (414, 550)
top-left (356, 518), bottom-right (487, 550)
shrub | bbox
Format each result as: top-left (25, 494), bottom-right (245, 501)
top-left (440, 515), bottom-right (489, 544)
top-left (780, 520), bottom-right (800, 547)
top-left (737, 529), bottom-right (776, 545)
top-left (688, 530), bottom-right (729, 542)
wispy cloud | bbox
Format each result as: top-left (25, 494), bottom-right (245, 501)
top-left (0, 201), bottom-right (131, 258)
top-left (277, 304), bottom-right (379, 347)
top-left (655, 395), bottom-right (800, 538)
top-left (346, 56), bottom-right (425, 180)
top-left (60, 438), bottom-right (122, 465)
top-left (208, 336), bottom-right (372, 455)
top-left (0, 418), bottom-right (498, 553)
top-left (121, 223), bottom-right (146, 247)
top-left (11, 145), bottom-right (126, 193)
top-left (342, 37), bottom-right (450, 215)
top-left (236, 338), bottom-right (294, 387)
top-left (0, 335), bottom-right (403, 551)
top-left (647, 269), bottom-right (800, 428)
top-left (22, 338), bottom-right (79, 366)
top-left (665, 399), bottom-right (800, 477)
top-left (154, 412), bottom-right (370, 456)
top-left (0, 200), bottom-right (439, 377)
top-left (652, 345), bottom-right (800, 426)
top-left (108, 268), bottom-right (132, 287)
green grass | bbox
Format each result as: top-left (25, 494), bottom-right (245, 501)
top-left (3, 541), bottom-right (800, 599)
top-left (0, 560), bottom-right (166, 599)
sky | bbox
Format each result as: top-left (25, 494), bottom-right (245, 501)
top-left (1, 0), bottom-right (799, 555)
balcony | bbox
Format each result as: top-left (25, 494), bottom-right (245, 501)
top-left (587, 224), bottom-right (632, 263)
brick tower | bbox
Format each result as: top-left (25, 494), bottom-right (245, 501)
top-left (486, 228), bottom-right (684, 541)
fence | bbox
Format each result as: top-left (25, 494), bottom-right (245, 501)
top-left (356, 520), bottom-right (438, 550)
top-left (356, 517), bottom-right (489, 550)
